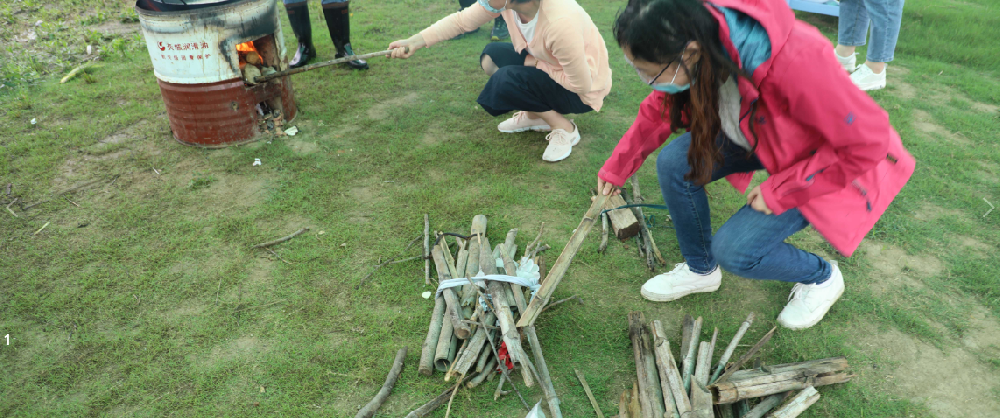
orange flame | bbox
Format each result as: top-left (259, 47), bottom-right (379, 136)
top-left (236, 41), bottom-right (257, 53)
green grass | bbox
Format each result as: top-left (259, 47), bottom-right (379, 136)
top-left (2, 0), bottom-right (999, 416)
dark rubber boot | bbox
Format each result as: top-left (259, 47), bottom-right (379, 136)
top-left (323, 3), bottom-right (368, 70)
top-left (284, 2), bottom-right (316, 68)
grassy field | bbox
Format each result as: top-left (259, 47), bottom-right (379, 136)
top-left (1, 0), bottom-right (999, 416)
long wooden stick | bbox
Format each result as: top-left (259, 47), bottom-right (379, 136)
top-left (710, 313), bottom-right (755, 384)
top-left (467, 360), bottom-right (497, 389)
top-left (629, 176), bottom-right (666, 265)
top-left (434, 316), bottom-right (457, 372)
top-left (251, 228), bottom-right (308, 249)
top-left (424, 215), bottom-right (430, 285)
top-left (523, 222), bottom-right (545, 259)
top-left (354, 347), bottom-right (407, 418)
top-left (575, 369), bottom-right (605, 418)
top-left (432, 246), bottom-right (472, 339)
top-left (419, 298), bottom-right (445, 376)
top-left (743, 392), bottom-right (788, 418)
top-left (498, 244), bottom-right (528, 313)
top-left (253, 49), bottom-right (398, 83)
top-left (714, 327), bottom-right (777, 384)
top-left (518, 195), bottom-right (608, 327)
top-left (651, 320), bottom-right (692, 417)
top-left (598, 212), bottom-right (609, 253)
top-left (405, 383), bottom-right (461, 418)
top-left (479, 236), bottom-right (534, 388)
top-left (768, 386), bottom-right (820, 418)
top-left (525, 326), bottom-right (562, 418)
top-left (690, 342), bottom-right (713, 418)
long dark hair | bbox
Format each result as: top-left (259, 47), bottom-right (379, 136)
top-left (614, 0), bottom-right (755, 185)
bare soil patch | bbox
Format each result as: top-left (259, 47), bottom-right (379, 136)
top-left (366, 92), bottom-right (420, 119)
top-left (911, 110), bottom-right (971, 146)
top-left (858, 241), bottom-right (943, 293)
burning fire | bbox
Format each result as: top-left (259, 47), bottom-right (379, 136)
top-left (235, 41), bottom-right (257, 53)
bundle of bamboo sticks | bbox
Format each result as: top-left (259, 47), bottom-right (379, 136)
top-left (619, 312), bottom-right (853, 418)
top-left (410, 195), bottom-right (610, 417)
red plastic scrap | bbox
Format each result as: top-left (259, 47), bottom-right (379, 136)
top-left (497, 342), bottom-right (515, 371)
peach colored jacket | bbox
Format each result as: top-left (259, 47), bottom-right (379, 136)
top-left (419, 0), bottom-right (612, 111)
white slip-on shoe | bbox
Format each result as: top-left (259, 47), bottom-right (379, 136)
top-left (498, 111), bottom-right (551, 133)
top-left (777, 261), bottom-right (846, 330)
top-left (541, 121), bottom-right (580, 162)
top-left (834, 48), bottom-right (857, 72)
top-left (849, 64), bottom-right (887, 91)
top-left (640, 263), bottom-right (722, 302)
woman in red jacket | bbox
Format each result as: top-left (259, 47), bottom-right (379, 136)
top-left (598, 0), bottom-right (914, 329)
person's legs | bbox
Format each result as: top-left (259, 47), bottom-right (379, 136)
top-left (321, 0), bottom-right (367, 70)
top-left (640, 132), bottom-right (766, 301)
top-left (834, 0), bottom-right (869, 71)
top-left (861, 0), bottom-right (905, 72)
top-left (283, 0), bottom-right (316, 68)
top-left (479, 42), bottom-right (524, 76)
top-left (711, 207), bottom-right (831, 284)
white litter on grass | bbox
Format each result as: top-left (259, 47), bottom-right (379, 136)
top-left (253, 158), bottom-right (261, 166)
top-left (421, 291), bottom-right (432, 299)
top-left (525, 402), bottom-right (547, 418)
top-left (30, 118), bottom-right (36, 125)
top-left (87, 45), bottom-right (92, 55)
top-left (35, 20), bottom-right (43, 27)
top-left (284, 126), bottom-right (298, 136)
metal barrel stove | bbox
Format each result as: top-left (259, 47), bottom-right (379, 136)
top-left (135, 0), bottom-right (297, 147)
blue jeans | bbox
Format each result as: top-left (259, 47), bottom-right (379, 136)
top-left (837, 0), bottom-right (905, 63)
top-left (283, 0), bottom-right (346, 5)
top-left (655, 132), bottom-right (832, 285)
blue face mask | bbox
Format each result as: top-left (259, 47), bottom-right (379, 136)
top-left (478, 0), bottom-right (508, 13)
top-left (650, 65), bottom-right (690, 94)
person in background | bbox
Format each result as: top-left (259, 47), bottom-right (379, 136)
top-left (833, 0), bottom-right (905, 90)
top-left (388, 0), bottom-right (612, 162)
top-left (454, 0), bottom-right (510, 40)
top-left (598, 0), bottom-right (914, 329)
top-left (283, 0), bottom-right (368, 70)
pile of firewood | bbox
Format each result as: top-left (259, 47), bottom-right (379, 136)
top-left (619, 312), bottom-right (853, 418)
top-left (404, 195), bottom-right (610, 417)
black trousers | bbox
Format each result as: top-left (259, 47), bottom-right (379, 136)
top-left (477, 43), bottom-right (594, 117)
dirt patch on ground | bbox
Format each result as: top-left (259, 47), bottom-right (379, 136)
top-left (287, 138), bottom-right (319, 154)
top-left (421, 122), bottom-right (459, 147)
top-left (911, 110), bottom-right (971, 146)
top-left (946, 234), bottom-right (995, 258)
top-left (860, 324), bottom-right (1000, 418)
top-left (858, 241), bottom-right (943, 293)
top-left (366, 92), bottom-right (420, 119)
top-left (892, 81), bottom-right (917, 100)
top-left (201, 335), bottom-right (269, 368)
top-left (913, 202), bottom-right (965, 222)
top-left (95, 20), bottom-right (139, 36)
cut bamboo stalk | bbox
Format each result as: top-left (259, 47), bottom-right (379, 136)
top-left (642, 329), bottom-right (665, 418)
top-left (355, 346), bottom-right (407, 418)
top-left (455, 248), bottom-right (469, 278)
top-left (467, 358), bottom-right (497, 389)
top-left (682, 316), bottom-right (703, 392)
top-left (504, 229), bottom-right (518, 257)
top-left (446, 339), bottom-right (466, 378)
top-left (651, 320), bottom-right (693, 417)
top-left (598, 212), bottom-right (610, 253)
top-left (630, 381), bottom-right (641, 418)
top-left (440, 237), bottom-right (459, 280)
top-left (628, 312), bottom-right (658, 418)
top-left (498, 244), bottom-right (528, 313)
top-left (434, 317), bottom-right (456, 372)
top-left (716, 405), bottom-right (735, 418)
top-left (479, 237), bottom-right (534, 388)
top-left (619, 389), bottom-right (630, 418)
top-left (448, 313), bottom-right (495, 379)
top-left (523, 222), bottom-right (545, 259)
top-left (712, 357), bottom-right (850, 404)
top-left (462, 232), bottom-right (481, 305)
top-left (518, 194), bottom-right (608, 327)
top-left (605, 194), bottom-right (641, 240)
top-left (433, 246), bottom-right (472, 340)
top-left (525, 326), bottom-right (562, 418)
top-left (476, 335), bottom-right (494, 373)
top-left (736, 400), bottom-right (751, 418)
top-left (405, 380), bottom-right (462, 418)
top-left (494, 373), bottom-right (507, 401)
top-left (767, 386), bottom-right (819, 418)
top-left (690, 342), bottom-right (713, 418)
top-left (424, 215), bottom-right (430, 285)
top-left (710, 313), bottom-right (755, 384)
top-left (574, 369), bottom-right (606, 418)
top-left (680, 315), bottom-right (694, 367)
top-left (708, 328), bottom-right (718, 364)
top-left (743, 393), bottom-right (787, 418)
top-left (419, 297), bottom-right (446, 376)
top-left (715, 327), bottom-right (777, 385)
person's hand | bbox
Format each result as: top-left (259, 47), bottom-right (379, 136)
top-left (598, 176), bottom-right (621, 196)
top-left (746, 185), bottom-right (773, 215)
top-left (388, 35), bottom-right (425, 59)
top-left (524, 55), bottom-right (537, 67)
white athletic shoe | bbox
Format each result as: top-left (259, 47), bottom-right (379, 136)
top-left (498, 111), bottom-right (551, 133)
top-left (541, 122), bottom-right (580, 162)
top-left (834, 48), bottom-right (857, 72)
top-left (850, 64), bottom-right (887, 91)
top-left (640, 263), bottom-right (722, 302)
top-left (777, 261), bottom-right (846, 330)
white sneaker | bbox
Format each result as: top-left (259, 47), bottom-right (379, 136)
top-left (498, 111), bottom-right (551, 133)
top-left (849, 64), bottom-right (887, 91)
top-left (833, 48), bottom-right (857, 72)
top-left (777, 261), bottom-right (846, 330)
top-left (640, 263), bottom-right (722, 302)
top-left (541, 122), bottom-right (580, 162)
